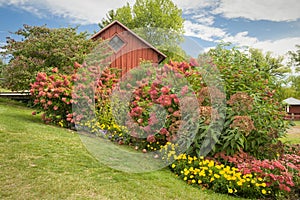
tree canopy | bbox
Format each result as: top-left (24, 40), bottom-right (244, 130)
top-left (289, 44), bottom-right (300, 68)
top-left (0, 59), bottom-right (4, 78)
top-left (248, 48), bottom-right (290, 78)
top-left (99, 0), bottom-right (186, 61)
top-left (284, 45), bottom-right (300, 99)
top-left (1, 25), bottom-right (95, 91)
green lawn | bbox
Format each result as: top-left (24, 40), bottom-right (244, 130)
top-left (281, 120), bottom-right (300, 144)
top-left (293, 120), bottom-right (300, 126)
top-left (0, 98), bottom-right (243, 200)
top-left (0, 86), bottom-right (11, 92)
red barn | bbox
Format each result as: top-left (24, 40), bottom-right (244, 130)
top-left (91, 20), bottom-right (166, 75)
top-left (283, 97), bottom-right (300, 120)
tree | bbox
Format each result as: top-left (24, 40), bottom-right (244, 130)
top-left (1, 25), bottom-right (95, 91)
top-left (289, 44), bottom-right (300, 68)
top-left (99, 4), bottom-right (134, 29)
top-left (0, 59), bottom-right (4, 78)
top-left (99, 0), bottom-right (186, 61)
top-left (282, 45), bottom-right (300, 99)
top-left (249, 48), bottom-right (290, 78)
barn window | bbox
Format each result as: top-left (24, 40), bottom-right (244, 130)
top-left (109, 35), bottom-right (125, 52)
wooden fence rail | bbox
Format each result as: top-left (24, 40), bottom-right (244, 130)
top-left (0, 92), bottom-right (31, 101)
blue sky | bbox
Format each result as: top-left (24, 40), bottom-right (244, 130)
top-left (0, 0), bottom-right (299, 58)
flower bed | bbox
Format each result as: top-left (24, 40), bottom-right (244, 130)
top-left (170, 149), bottom-right (300, 199)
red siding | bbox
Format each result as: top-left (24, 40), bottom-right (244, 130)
top-left (93, 23), bottom-right (160, 76)
top-left (289, 105), bottom-right (300, 114)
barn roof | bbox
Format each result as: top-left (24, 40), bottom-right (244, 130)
top-left (283, 97), bottom-right (300, 105)
top-left (91, 20), bottom-right (167, 63)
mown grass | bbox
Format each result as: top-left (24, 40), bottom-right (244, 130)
top-left (281, 120), bottom-right (300, 144)
top-left (0, 98), bottom-right (244, 200)
top-left (293, 120), bottom-right (300, 126)
top-left (0, 86), bottom-right (11, 92)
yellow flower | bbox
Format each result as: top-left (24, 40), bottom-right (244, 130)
top-left (214, 174), bottom-right (220, 179)
top-left (237, 181), bottom-right (243, 186)
top-left (199, 170), bottom-right (206, 177)
top-left (261, 189), bottom-right (267, 195)
top-left (169, 150), bottom-right (175, 155)
top-left (171, 164), bottom-right (176, 168)
top-left (191, 179), bottom-right (196, 184)
top-left (228, 188), bottom-right (233, 194)
top-left (210, 177), bottom-right (215, 182)
top-left (251, 180), bottom-right (256, 184)
top-left (208, 160), bottom-right (214, 167)
top-left (258, 177), bottom-right (263, 181)
top-left (261, 183), bottom-right (266, 187)
top-left (184, 177), bottom-right (187, 181)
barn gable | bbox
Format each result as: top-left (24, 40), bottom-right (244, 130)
top-left (91, 20), bottom-right (166, 75)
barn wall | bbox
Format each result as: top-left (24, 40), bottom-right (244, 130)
top-left (289, 105), bottom-right (300, 114)
top-left (95, 23), bottom-right (160, 75)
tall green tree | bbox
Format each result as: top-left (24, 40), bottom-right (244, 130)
top-left (99, 0), bottom-right (186, 61)
top-left (289, 44), bottom-right (300, 68)
top-left (1, 25), bottom-right (95, 91)
top-left (0, 59), bottom-right (4, 78)
top-left (286, 44), bottom-right (300, 99)
top-left (249, 48), bottom-right (290, 78)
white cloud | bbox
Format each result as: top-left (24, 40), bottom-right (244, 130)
top-left (220, 31), bottom-right (259, 47)
top-left (0, 0), bottom-right (135, 24)
top-left (213, 0), bottom-right (300, 22)
top-left (192, 14), bottom-right (215, 25)
top-left (253, 37), bottom-right (300, 56)
top-left (184, 20), bottom-right (299, 57)
top-left (220, 31), bottom-right (299, 56)
top-left (173, 0), bottom-right (218, 11)
top-left (2, 0), bottom-right (299, 24)
top-left (184, 20), bottom-right (227, 41)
